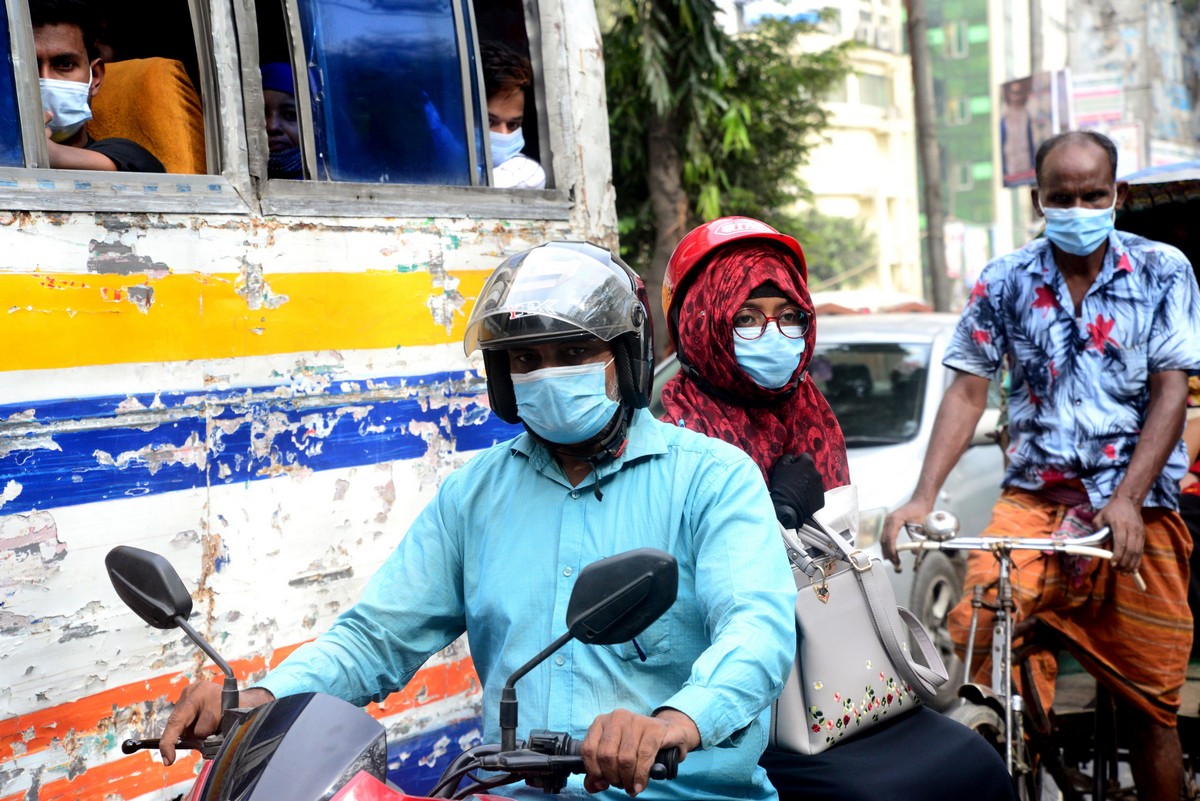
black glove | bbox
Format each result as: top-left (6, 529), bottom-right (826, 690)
top-left (769, 453), bottom-right (825, 529)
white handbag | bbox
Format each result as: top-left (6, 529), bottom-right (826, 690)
top-left (769, 485), bottom-right (948, 754)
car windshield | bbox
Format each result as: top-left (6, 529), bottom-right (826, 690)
top-left (811, 342), bottom-right (931, 447)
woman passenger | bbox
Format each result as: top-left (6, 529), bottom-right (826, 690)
top-left (659, 216), bottom-right (1015, 801)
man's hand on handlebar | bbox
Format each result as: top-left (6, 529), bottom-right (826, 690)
top-left (882, 499), bottom-right (934, 570)
top-left (159, 683), bottom-right (274, 765)
top-left (1094, 496), bottom-right (1146, 575)
top-left (580, 708), bottom-right (698, 797)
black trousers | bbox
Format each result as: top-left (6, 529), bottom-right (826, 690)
top-left (759, 706), bottom-right (1016, 801)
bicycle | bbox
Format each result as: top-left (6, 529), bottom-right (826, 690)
top-left (897, 511), bottom-right (1150, 801)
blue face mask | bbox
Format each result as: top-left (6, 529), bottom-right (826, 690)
top-left (41, 71), bottom-right (93, 143)
top-left (511, 360), bottom-right (620, 444)
top-left (1039, 199), bottom-right (1116, 256)
top-left (490, 127), bottom-right (525, 166)
top-left (733, 327), bottom-right (806, 389)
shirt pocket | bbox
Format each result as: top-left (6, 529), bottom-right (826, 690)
top-left (601, 615), bottom-right (672, 662)
top-left (1098, 344), bottom-right (1148, 402)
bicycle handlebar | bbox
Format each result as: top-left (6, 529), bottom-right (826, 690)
top-left (897, 524), bottom-right (1147, 591)
top-left (897, 524), bottom-right (1113, 555)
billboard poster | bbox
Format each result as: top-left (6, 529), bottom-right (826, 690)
top-left (1001, 69), bottom-right (1073, 187)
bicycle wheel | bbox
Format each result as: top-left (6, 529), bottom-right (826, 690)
top-left (948, 702), bottom-right (1038, 801)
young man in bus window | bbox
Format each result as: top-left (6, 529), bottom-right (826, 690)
top-left (32, 0), bottom-right (165, 173)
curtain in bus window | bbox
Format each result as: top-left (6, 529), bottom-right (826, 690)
top-left (296, 0), bottom-right (472, 185)
top-left (0, 6), bottom-right (25, 166)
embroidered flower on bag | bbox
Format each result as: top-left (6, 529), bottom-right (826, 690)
top-left (865, 659), bottom-right (872, 669)
top-left (833, 692), bottom-right (841, 703)
top-left (813, 680), bottom-right (824, 690)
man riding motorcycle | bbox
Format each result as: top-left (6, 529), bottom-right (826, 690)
top-left (158, 242), bottom-right (798, 800)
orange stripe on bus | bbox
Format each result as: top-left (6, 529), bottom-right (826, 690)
top-left (0, 645), bottom-right (477, 767)
top-left (0, 750), bottom-right (203, 801)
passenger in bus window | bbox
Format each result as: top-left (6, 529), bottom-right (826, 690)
top-left (261, 62), bottom-right (302, 179)
top-left (481, 39), bottom-right (545, 190)
top-left (31, 0), bottom-right (165, 172)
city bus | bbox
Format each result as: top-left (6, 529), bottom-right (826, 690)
top-left (0, 0), bottom-right (616, 798)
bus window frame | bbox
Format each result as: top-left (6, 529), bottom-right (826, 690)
top-left (0, 0), bottom-right (572, 220)
top-left (0, 0), bottom-right (254, 213)
top-left (248, 0), bottom-right (568, 220)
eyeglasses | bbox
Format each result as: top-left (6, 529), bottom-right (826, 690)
top-left (732, 306), bottom-right (811, 340)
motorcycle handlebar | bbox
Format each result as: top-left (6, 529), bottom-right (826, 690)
top-left (562, 737), bottom-right (680, 781)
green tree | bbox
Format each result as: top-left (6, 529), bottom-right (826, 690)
top-left (601, 1), bottom-right (849, 346)
top-left (785, 208), bottom-right (877, 291)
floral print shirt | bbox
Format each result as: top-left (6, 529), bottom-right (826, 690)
top-left (945, 231), bottom-right (1200, 509)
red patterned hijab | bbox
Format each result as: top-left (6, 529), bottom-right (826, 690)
top-left (659, 244), bottom-right (850, 488)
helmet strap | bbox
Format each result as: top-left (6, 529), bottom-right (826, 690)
top-left (523, 400), bottom-right (633, 500)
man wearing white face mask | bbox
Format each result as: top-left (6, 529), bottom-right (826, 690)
top-left (481, 39), bottom-right (546, 190)
top-left (32, 0), bottom-right (164, 173)
top-left (158, 242), bottom-right (797, 801)
top-left (882, 131), bottom-right (1200, 800)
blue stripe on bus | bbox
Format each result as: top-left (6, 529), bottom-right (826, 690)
top-left (0, 371), bottom-right (522, 515)
top-left (385, 714), bottom-right (484, 796)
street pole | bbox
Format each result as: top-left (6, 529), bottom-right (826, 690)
top-left (906, 0), bottom-right (952, 311)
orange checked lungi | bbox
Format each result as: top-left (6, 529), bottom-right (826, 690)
top-left (947, 486), bottom-right (1193, 727)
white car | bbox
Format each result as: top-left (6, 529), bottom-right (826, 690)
top-left (651, 312), bottom-right (1005, 707)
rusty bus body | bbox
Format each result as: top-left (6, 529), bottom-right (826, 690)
top-left (0, 0), bottom-right (616, 798)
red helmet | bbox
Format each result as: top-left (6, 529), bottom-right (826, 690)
top-left (662, 216), bottom-right (808, 317)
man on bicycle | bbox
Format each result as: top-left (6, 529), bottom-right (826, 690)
top-left (157, 242), bottom-right (798, 800)
top-left (882, 130), bottom-right (1200, 800)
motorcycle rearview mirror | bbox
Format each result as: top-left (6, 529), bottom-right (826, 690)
top-left (106, 546), bottom-right (241, 724)
top-left (499, 548), bottom-right (678, 750)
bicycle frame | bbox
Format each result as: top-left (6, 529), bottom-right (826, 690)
top-left (898, 525), bottom-right (1123, 784)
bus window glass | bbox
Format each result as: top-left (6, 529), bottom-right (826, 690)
top-left (0, 5), bottom-right (24, 166)
top-left (295, 0), bottom-right (474, 185)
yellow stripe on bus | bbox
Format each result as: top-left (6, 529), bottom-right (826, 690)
top-left (0, 270), bottom-right (487, 372)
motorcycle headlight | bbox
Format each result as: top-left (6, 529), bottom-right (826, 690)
top-left (855, 507), bottom-right (888, 549)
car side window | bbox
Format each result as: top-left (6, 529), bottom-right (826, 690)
top-left (293, 0), bottom-right (481, 185)
top-left (0, 5), bottom-right (21, 166)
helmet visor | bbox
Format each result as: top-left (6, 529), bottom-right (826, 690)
top-left (464, 245), bottom-right (641, 355)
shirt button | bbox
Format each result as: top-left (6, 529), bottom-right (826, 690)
top-left (570, 490), bottom-right (580, 499)
top-left (1074, 398), bottom-right (1082, 406)
top-left (563, 566), bottom-right (573, 577)
top-left (555, 655), bottom-right (565, 666)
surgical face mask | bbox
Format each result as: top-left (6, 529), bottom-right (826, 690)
top-left (41, 70), bottom-right (93, 143)
top-left (1039, 199), bottom-right (1116, 257)
top-left (511, 360), bottom-right (620, 444)
top-left (734, 326), bottom-right (806, 389)
top-left (268, 145), bottom-right (304, 179)
top-left (490, 127), bottom-right (525, 166)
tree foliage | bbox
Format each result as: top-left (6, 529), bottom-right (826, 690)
top-left (602, 4), bottom-right (851, 275)
top-left (785, 208), bottom-right (877, 290)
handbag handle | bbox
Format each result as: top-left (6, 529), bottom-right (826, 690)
top-left (855, 564), bottom-right (949, 699)
top-left (781, 520), bottom-right (949, 700)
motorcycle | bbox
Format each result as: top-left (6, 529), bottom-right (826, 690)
top-left (106, 546), bottom-right (682, 801)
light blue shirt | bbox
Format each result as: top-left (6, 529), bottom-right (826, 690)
top-left (260, 409), bottom-right (798, 801)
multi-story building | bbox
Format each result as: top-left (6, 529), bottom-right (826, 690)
top-left (719, 0), bottom-right (925, 298)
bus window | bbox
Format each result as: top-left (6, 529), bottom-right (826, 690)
top-left (0, 3), bottom-right (23, 166)
top-left (15, 0), bottom-right (209, 175)
top-left (293, 0), bottom-right (483, 185)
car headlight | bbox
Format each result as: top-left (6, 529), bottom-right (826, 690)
top-left (856, 507), bottom-right (888, 549)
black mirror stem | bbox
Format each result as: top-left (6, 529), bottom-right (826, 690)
top-left (499, 629), bottom-right (573, 751)
top-left (174, 613), bottom-right (240, 723)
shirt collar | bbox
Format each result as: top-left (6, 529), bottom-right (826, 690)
top-left (510, 408), bottom-right (668, 479)
top-left (1027, 231), bottom-right (1131, 284)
